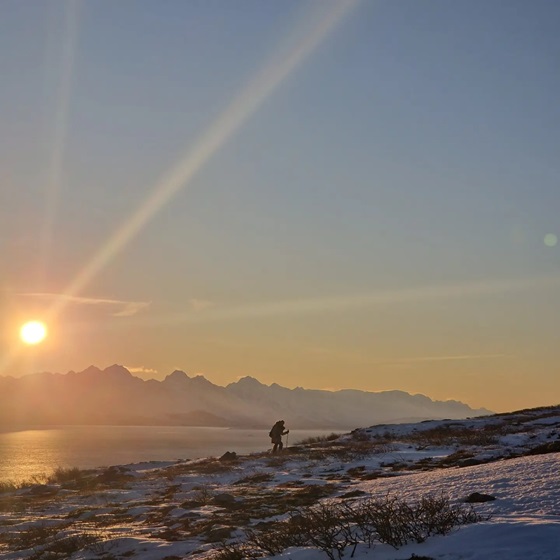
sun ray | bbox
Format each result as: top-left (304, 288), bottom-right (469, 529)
top-left (38, 0), bottom-right (81, 284)
top-left (0, 1), bottom-right (359, 374)
top-left (52, 0), bottom-right (360, 313)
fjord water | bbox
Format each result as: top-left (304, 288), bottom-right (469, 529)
top-left (0, 425), bottom-right (338, 483)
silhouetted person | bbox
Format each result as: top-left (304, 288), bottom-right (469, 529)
top-left (269, 420), bottom-right (289, 453)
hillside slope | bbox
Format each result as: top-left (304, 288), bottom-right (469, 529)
top-left (0, 404), bottom-right (558, 559)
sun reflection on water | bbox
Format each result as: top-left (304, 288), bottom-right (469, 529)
top-left (0, 426), bottom-right (339, 484)
top-left (0, 429), bottom-right (66, 483)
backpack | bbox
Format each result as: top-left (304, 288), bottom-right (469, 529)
top-left (269, 429), bottom-right (273, 437)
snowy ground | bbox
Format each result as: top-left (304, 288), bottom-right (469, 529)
top-left (0, 406), bottom-right (559, 560)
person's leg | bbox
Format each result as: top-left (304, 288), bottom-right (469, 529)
top-left (278, 441), bottom-right (283, 452)
top-left (272, 443), bottom-right (278, 453)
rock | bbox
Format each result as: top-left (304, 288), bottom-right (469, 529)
top-left (96, 465), bottom-right (133, 484)
top-left (181, 511), bottom-right (203, 519)
top-left (340, 489), bottom-right (367, 498)
top-left (347, 466), bottom-right (366, 476)
top-left (205, 526), bottom-right (234, 541)
top-left (213, 493), bottom-right (236, 505)
top-left (464, 492), bottom-right (496, 503)
top-left (28, 484), bottom-right (59, 496)
top-left (219, 451), bottom-right (237, 462)
top-left (525, 441), bottom-right (560, 455)
top-left (458, 458), bottom-right (482, 467)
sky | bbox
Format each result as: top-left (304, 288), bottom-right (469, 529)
top-left (1, 0), bottom-right (559, 413)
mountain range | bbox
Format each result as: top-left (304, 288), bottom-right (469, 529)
top-left (0, 365), bottom-right (491, 429)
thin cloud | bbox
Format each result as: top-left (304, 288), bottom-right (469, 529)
top-left (189, 298), bottom-right (215, 311)
top-left (18, 292), bottom-right (150, 317)
top-left (380, 354), bottom-right (512, 365)
top-left (126, 366), bottom-right (159, 377)
top-left (112, 301), bottom-right (151, 317)
top-left (138, 273), bottom-right (560, 326)
top-left (307, 347), bottom-right (511, 365)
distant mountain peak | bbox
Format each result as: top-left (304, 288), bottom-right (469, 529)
top-left (82, 365), bottom-right (102, 376)
top-left (103, 364), bottom-right (132, 378)
top-left (0, 366), bottom-right (493, 429)
top-left (235, 376), bottom-right (264, 387)
top-left (166, 370), bottom-right (190, 380)
top-left (163, 370), bottom-right (191, 387)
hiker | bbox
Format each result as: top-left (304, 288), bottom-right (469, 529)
top-left (269, 420), bottom-right (289, 453)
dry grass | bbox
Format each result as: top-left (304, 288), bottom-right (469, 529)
top-left (234, 472), bottom-right (275, 485)
top-left (404, 425), bottom-right (501, 448)
top-left (296, 433), bottom-right (342, 445)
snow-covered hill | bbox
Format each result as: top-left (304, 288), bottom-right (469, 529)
top-left (0, 406), bottom-right (560, 560)
top-left (0, 405), bottom-right (558, 559)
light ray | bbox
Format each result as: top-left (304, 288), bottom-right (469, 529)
top-left (54, 0), bottom-right (359, 311)
top-left (0, 0), bottom-right (359, 374)
top-left (38, 0), bottom-right (81, 283)
top-left (0, 3), bottom-right (81, 375)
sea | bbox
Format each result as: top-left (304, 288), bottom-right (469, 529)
top-left (0, 425), bottom-right (340, 483)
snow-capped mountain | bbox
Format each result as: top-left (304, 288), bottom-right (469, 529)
top-left (0, 365), bottom-right (491, 429)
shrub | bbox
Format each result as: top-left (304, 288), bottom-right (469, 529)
top-left (297, 433), bottom-right (341, 445)
top-left (4, 522), bottom-right (64, 549)
top-left (0, 481), bottom-right (19, 494)
top-left (247, 502), bottom-right (354, 560)
top-left (47, 467), bottom-right (83, 483)
top-left (31, 530), bottom-right (101, 558)
top-left (192, 483), bottom-right (214, 505)
top-left (246, 519), bottom-right (308, 556)
top-left (406, 426), bottom-right (499, 448)
top-left (239, 492), bottom-right (486, 558)
top-left (47, 466), bottom-right (97, 490)
top-left (211, 540), bottom-right (260, 560)
top-left (234, 472), bottom-right (274, 485)
top-left (348, 493), bottom-right (486, 549)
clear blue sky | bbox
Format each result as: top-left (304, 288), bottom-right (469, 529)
top-left (1, 0), bottom-right (559, 411)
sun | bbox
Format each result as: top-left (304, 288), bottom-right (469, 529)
top-left (20, 321), bottom-right (48, 345)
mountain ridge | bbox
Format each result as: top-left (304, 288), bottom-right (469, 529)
top-left (0, 364), bottom-right (492, 429)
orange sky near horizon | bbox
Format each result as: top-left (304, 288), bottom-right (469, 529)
top-left (1, 1), bottom-right (560, 415)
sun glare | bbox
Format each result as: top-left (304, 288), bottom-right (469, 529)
top-left (20, 321), bottom-right (48, 345)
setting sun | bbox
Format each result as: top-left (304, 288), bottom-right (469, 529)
top-left (20, 321), bottom-right (48, 345)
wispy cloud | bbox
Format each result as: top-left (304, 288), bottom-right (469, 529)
top-left (307, 347), bottom-right (511, 366)
top-left (126, 366), bottom-right (159, 378)
top-left (387, 354), bottom-right (511, 364)
top-left (112, 301), bottom-right (151, 317)
top-left (139, 273), bottom-right (560, 326)
top-left (189, 298), bottom-right (215, 311)
top-left (18, 292), bottom-right (150, 317)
